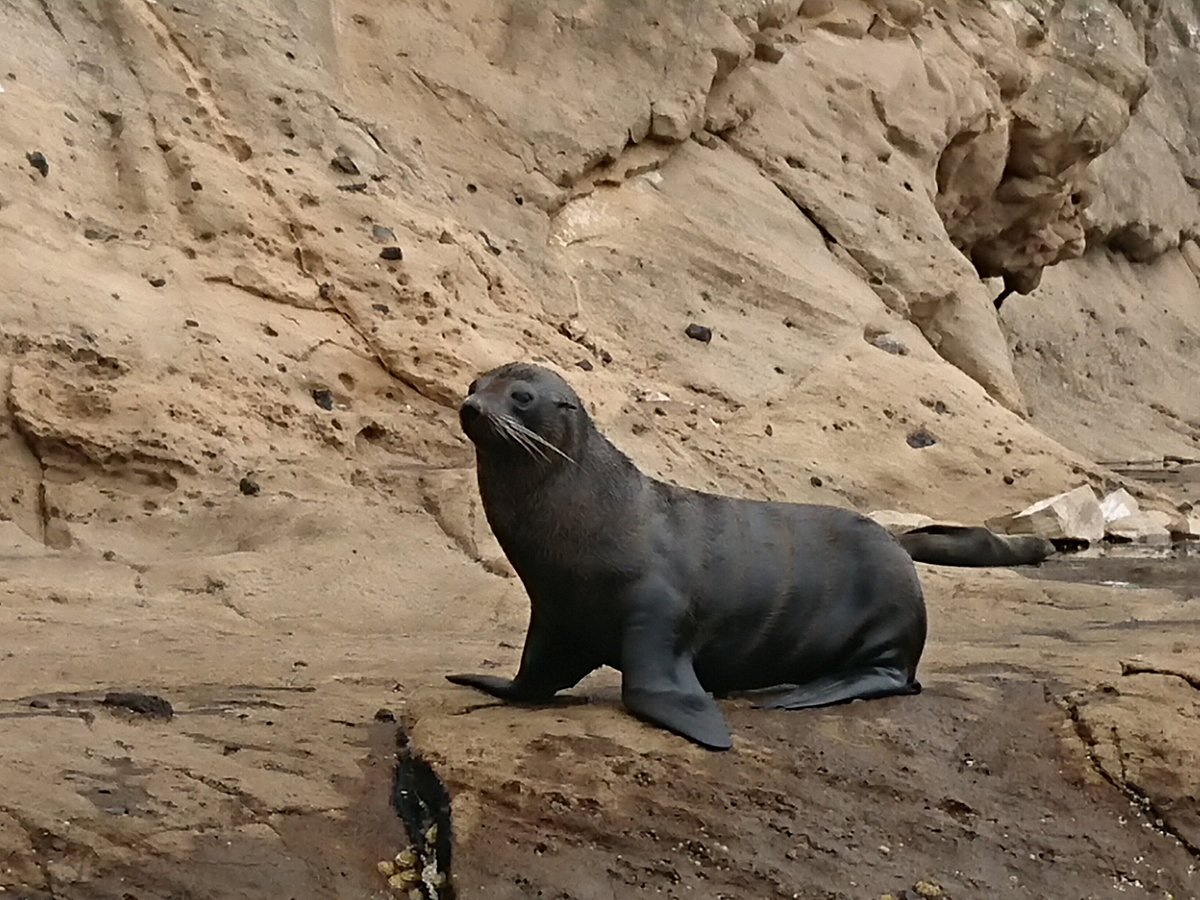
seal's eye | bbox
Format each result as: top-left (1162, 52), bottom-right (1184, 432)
top-left (510, 389), bottom-right (533, 406)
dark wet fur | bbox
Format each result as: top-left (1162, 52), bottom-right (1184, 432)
top-left (898, 524), bottom-right (1055, 568)
top-left (448, 362), bottom-right (928, 751)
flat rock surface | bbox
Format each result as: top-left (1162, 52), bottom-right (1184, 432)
top-left (3, 511), bottom-right (1199, 899)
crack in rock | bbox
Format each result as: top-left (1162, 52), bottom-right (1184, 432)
top-left (1119, 660), bottom-right (1200, 691)
top-left (1063, 696), bottom-right (1200, 860)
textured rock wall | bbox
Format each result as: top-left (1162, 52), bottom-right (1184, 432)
top-left (0, 0), bottom-right (1196, 537)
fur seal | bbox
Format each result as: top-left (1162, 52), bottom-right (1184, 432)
top-left (897, 524), bottom-right (1054, 568)
top-left (446, 362), bottom-right (928, 751)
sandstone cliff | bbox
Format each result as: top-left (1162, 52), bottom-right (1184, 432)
top-left (1, 1), bottom-right (1198, 897)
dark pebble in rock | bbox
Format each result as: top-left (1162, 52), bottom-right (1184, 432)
top-left (28, 699), bottom-right (51, 709)
top-left (149, 276), bottom-right (166, 288)
top-left (379, 246), bottom-right (403, 261)
top-left (374, 708), bottom-right (396, 722)
top-left (371, 224), bottom-right (396, 243)
top-left (371, 303), bottom-right (390, 315)
top-left (907, 428), bottom-right (937, 449)
top-left (318, 282), bottom-right (335, 301)
top-left (239, 476), bottom-right (261, 496)
top-left (263, 323), bottom-right (278, 337)
top-left (810, 475), bottom-right (823, 487)
top-left (1003, 474), bottom-right (1015, 485)
top-left (868, 333), bottom-right (909, 355)
top-left (337, 182), bottom-right (368, 193)
top-left (330, 154), bottom-right (360, 175)
top-left (754, 39), bottom-right (785, 63)
top-left (576, 359), bottom-right (594, 371)
top-left (685, 323), bottom-right (713, 343)
top-left (26, 151), bottom-right (49, 177)
top-left (312, 388), bottom-right (334, 410)
top-left (101, 691), bottom-right (174, 720)
top-left (184, 319), bottom-right (198, 328)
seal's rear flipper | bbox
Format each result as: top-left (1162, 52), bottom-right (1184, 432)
top-left (623, 686), bottom-right (733, 751)
top-left (752, 667), bottom-right (920, 710)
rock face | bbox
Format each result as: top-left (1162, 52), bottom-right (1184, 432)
top-left (1107, 510), bottom-right (1174, 544)
top-left (1100, 487), bottom-right (1142, 523)
top-left (3, 1), bottom-right (1200, 898)
top-left (987, 485), bottom-right (1106, 543)
top-left (867, 509), bottom-right (936, 535)
top-left (1004, 2), bottom-right (1200, 463)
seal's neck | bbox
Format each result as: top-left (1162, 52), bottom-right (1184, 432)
top-left (475, 421), bottom-right (642, 556)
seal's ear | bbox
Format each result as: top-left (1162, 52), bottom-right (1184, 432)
top-left (467, 379), bottom-right (479, 395)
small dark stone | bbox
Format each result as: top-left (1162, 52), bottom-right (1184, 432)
top-left (466, 182), bottom-right (478, 193)
top-left (28, 699), bottom-right (51, 709)
top-left (480, 232), bottom-right (502, 256)
top-left (238, 476), bottom-right (261, 496)
top-left (685, 323), bottom-right (713, 343)
top-left (83, 224), bottom-right (118, 241)
top-left (101, 691), bottom-right (174, 720)
top-left (184, 319), bottom-right (198, 328)
top-left (810, 475), bottom-right (823, 487)
top-left (319, 282), bottom-right (335, 300)
top-left (379, 246), bottom-right (404, 261)
top-left (102, 550), bottom-right (116, 561)
top-left (868, 333), bottom-right (909, 356)
top-left (438, 230), bottom-right (454, 244)
top-left (312, 388), bottom-right (334, 410)
top-left (263, 323), bottom-right (278, 337)
top-left (372, 303), bottom-right (390, 314)
top-left (330, 154), bottom-right (360, 175)
top-left (374, 708), bottom-right (396, 722)
top-left (576, 359), bottom-right (594, 371)
top-left (765, 424), bottom-right (774, 437)
top-left (26, 151), bottom-right (49, 177)
top-left (337, 182), bottom-right (369, 193)
top-left (358, 422), bottom-right (386, 442)
top-left (1003, 474), bottom-right (1015, 485)
top-left (753, 39), bottom-right (784, 63)
top-left (148, 276), bottom-right (166, 288)
top-left (907, 428), bottom-right (937, 449)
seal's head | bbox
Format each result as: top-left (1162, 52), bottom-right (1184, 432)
top-left (459, 362), bottom-right (585, 466)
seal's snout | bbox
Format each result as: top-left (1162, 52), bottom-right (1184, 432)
top-left (459, 395), bottom-right (484, 434)
top-left (460, 394), bottom-right (482, 419)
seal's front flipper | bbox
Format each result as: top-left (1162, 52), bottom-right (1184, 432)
top-left (618, 592), bottom-right (733, 751)
top-left (445, 673), bottom-right (526, 700)
top-left (753, 666), bottom-right (920, 710)
top-left (622, 684), bottom-right (732, 751)
top-left (447, 606), bottom-right (599, 704)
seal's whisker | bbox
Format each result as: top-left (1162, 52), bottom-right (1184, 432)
top-left (497, 415), bottom-right (548, 462)
top-left (511, 430), bottom-right (548, 462)
top-left (508, 418), bottom-right (575, 464)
